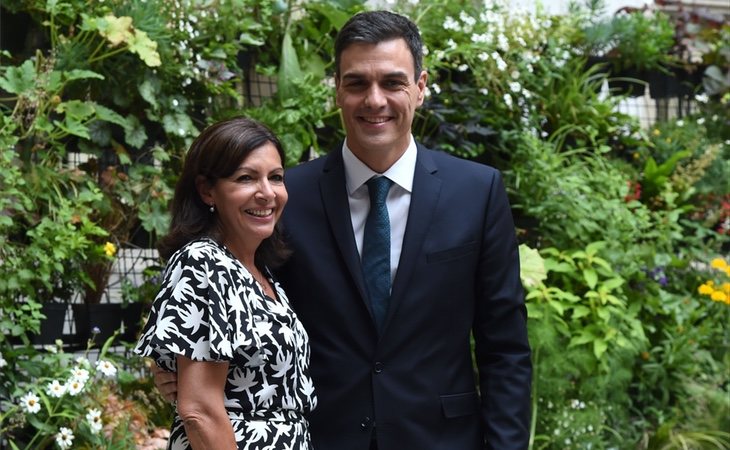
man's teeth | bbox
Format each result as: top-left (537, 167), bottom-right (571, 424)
top-left (364, 117), bottom-right (388, 123)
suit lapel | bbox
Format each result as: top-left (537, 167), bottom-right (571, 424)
top-left (319, 150), bottom-right (371, 308)
top-left (384, 146), bottom-right (441, 331)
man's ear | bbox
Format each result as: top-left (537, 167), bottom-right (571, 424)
top-left (416, 70), bottom-right (428, 105)
top-left (334, 76), bottom-right (342, 108)
top-left (195, 175), bottom-right (213, 205)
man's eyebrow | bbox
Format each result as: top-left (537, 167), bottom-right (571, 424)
top-left (341, 71), bottom-right (410, 80)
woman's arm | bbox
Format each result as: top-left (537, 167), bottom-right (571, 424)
top-left (176, 356), bottom-right (237, 450)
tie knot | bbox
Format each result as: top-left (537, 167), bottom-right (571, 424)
top-left (366, 176), bottom-right (393, 206)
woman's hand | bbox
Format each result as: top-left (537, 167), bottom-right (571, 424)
top-left (152, 364), bottom-right (178, 403)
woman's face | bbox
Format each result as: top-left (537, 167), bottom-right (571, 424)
top-left (201, 142), bottom-right (287, 255)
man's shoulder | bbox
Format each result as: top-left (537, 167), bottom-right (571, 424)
top-left (418, 144), bottom-right (500, 178)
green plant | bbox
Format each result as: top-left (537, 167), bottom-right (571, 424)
top-left (0, 334), bottom-right (153, 449)
top-left (583, 7), bottom-right (676, 73)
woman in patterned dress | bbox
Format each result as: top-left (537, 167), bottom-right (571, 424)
top-left (135, 117), bottom-right (316, 450)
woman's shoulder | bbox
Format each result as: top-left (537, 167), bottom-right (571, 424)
top-left (169, 237), bottom-right (227, 263)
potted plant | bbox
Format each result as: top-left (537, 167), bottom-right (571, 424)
top-left (583, 7), bottom-right (676, 96)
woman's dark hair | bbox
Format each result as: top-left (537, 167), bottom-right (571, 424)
top-left (158, 116), bottom-right (290, 269)
top-left (334, 10), bottom-right (424, 82)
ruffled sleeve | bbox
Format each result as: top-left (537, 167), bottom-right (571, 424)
top-left (134, 239), bottom-right (264, 372)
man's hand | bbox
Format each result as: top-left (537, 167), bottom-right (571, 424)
top-left (152, 363), bottom-right (178, 403)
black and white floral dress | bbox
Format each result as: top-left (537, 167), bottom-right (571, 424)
top-left (135, 238), bottom-right (316, 450)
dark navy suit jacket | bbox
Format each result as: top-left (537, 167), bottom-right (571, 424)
top-left (278, 142), bottom-right (531, 450)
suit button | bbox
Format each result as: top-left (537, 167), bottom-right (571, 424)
top-left (373, 361), bottom-right (384, 373)
top-left (361, 416), bottom-right (372, 429)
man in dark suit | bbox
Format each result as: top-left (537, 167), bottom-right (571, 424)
top-left (277, 10), bottom-right (531, 450)
top-left (154, 10), bottom-right (531, 450)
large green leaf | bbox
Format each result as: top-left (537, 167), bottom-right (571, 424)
top-left (0, 60), bottom-right (35, 94)
top-left (278, 31), bottom-right (303, 100)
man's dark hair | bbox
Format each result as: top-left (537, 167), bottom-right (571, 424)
top-left (334, 10), bottom-right (424, 81)
top-left (158, 116), bottom-right (290, 269)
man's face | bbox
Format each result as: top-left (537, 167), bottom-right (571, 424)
top-left (335, 38), bottom-right (427, 166)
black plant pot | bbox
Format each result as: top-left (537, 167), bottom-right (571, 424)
top-left (72, 303), bottom-right (146, 345)
top-left (648, 66), bottom-right (703, 99)
top-left (608, 71), bottom-right (648, 97)
top-left (32, 303), bottom-right (69, 345)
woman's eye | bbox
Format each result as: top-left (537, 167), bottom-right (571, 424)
top-left (236, 175), bottom-right (252, 182)
top-left (270, 174), bottom-right (284, 183)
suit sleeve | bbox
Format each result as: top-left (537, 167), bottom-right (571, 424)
top-left (473, 170), bottom-right (532, 450)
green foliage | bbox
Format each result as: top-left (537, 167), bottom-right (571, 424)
top-left (0, 334), bottom-right (156, 449)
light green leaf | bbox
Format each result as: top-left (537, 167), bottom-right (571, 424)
top-left (583, 268), bottom-right (598, 289)
top-left (98, 15), bottom-right (134, 46)
top-left (128, 29), bottom-right (161, 67)
top-left (571, 305), bottom-right (591, 319)
top-left (56, 100), bottom-right (95, 120)
top-left (519, 244), bottom-right (547, 288)
top-left (93, 103), bottom-right (127, 127)
top-left (53, 117), bottom-right (90, 139)
top-left (63, 69), bottom-right (105, 82)
top-left (138, 78), bottom-right (161, 109)
top-left (593, 339), bottom-right (608, 359)
top-left (0, 60), bottom-right (35, 94)
top-left (278, 30), bottom-right (303, 100)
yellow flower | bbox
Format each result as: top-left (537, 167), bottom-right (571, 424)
top-left (103, 242), bottom-right (117, 257)
top-left (698, 283), bottom-right (714, 296)
top-left (652, 129), bottom-right (661, 136)
top-left (710, 258), bottom-right (728, 270)
top-left (710, 290), bottom-right (727, 303)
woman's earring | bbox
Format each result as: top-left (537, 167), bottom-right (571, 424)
top-left (209, 204), bottom-right (215, 213)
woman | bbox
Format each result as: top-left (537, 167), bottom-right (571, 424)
top-left (135, 117), bottom-right (316, 450)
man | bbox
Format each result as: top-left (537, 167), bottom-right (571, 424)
top-left (157, 10), bottom-right (531, 450)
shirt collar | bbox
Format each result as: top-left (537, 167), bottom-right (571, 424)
top-left (342, 136), bottom-right (417, 195)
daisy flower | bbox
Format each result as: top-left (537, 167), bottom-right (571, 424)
top-left (56, 427), bottom-right (74, 449)
top-left (20, 392), bottom-right (41, 414)
top-left (47, 380), bottom-right (66, 398)
top-left (96, 360), bottom-right (117, 377)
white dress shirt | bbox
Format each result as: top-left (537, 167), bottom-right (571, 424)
top-left (342, 136), bottom-right (417, 285)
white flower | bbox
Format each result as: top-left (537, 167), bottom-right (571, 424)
top-left (446, 39), bottom-right (457, 50)
top-left (65, 379), bottom-right (85, 396)
top-left (479, 88), bottom-right (489, 96)
top-left (697, 117), bottom-right (705, 125)
top-left (478, 52), bottom-right (489, 61)
top-left (503, 93), bottom-right (513, 108)
top-left (443, 16), bottom-right (460, 31)
top-left (431, 83), bottom-right (441, 94)
top-left (496, 59), bottom-right (507, 71)
top-left (457, 64), bottom-right (468, 72)
top-left (86, 408), bottom-right (103, 434)
top-left (676, 120), bottom-right (684, 127)
top-left (510, 70), bottom-right (520, 80)
top-left (20, 392), bottom-right (41, 414)
top-left (47, 380), bottom-right (66, 398)
top-left (509, 81), bottom-right (522, 93)
top-left (695, 93), bottom-right (709, 103)
top-left (75, 356), bottom-right (89, 367)
top-left (172, 99), bottom-right (179, 107)
top-left (497, 34), bottom-right (509, 52)
top-left (71, 368), bottom-right (90, 383)
top-left (96, 360), bottom-right (117, 377)
top-left (0, 353), bottom-right (6, 368)
top-left (56, 427), bottom-right (74, 449)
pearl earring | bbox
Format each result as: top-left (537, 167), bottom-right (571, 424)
top-left (209, 204), bottom-right (215, 213)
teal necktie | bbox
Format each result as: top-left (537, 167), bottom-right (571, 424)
top-left (362, 176), bottom-right (393, 333)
